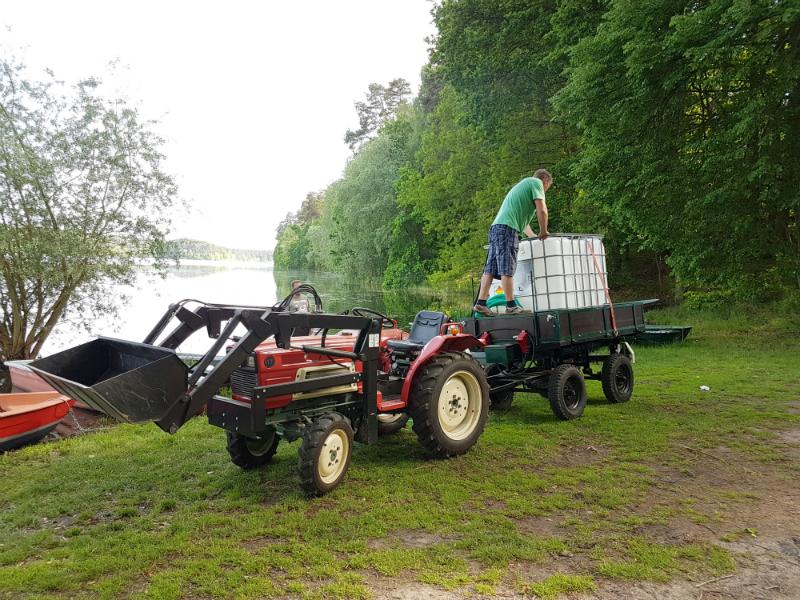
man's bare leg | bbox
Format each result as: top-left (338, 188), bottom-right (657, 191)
top-left (477, 273), bottom-right (495, 301)
top-left (500, 275), bottom-right (515, 302)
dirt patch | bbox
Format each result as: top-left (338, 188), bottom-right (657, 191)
top-left (369, 440), bottom-right (800, 600)
top-left (368, 530), bottom-right (458, 550)
top-left (372, 582), bottom-right (466, 600)
top-left (49, 406), bottom-right (112, 439)
top-left (777, 429), bottom-right (800, 444)
top-left (786, 401), bottom-right (800, 415)
top-left (516, 514), bottom-right (570, 538)
top-left (370, 537), bottom-right (800, 600)
top-left (543, 443), bottom-right (608, 469)
top-left (775, 429), bottom-right (800, 461)
top-left (578, 535), bottom-right (800, 600)
top-left (241, 535), bottom-right (287, 552)
top-left (483, 498), bottom-right (507, 510)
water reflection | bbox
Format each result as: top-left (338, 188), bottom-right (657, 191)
top-left (274, 271), bottom-right (473, 326)
top-left (43, 263), bottom-right (473, 357)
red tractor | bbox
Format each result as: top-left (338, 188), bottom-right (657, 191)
top-left (30, 286), bottom-right (490, 496)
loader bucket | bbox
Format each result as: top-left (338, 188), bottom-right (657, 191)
top-left (29, 337), bottom-right (188, 424)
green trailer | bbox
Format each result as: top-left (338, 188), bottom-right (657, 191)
top-left (463, 299), bottom-right (655, 418)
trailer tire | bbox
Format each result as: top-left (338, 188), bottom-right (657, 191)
top-left (486, 364), bottom-right (514, 411)
top-left (298, 412), bottom-right (353, 496)
top-left (409, 352), bottom-right (489, 457)
top-left (377, 413), bottom-right (409, 436)
top-left (601, 353), bottom-right (634, 403)
top-left (226, 427), bottom-right (280, 469)
top-left (548, 364), bottom-right (587, 420)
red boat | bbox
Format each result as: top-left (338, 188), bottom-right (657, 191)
top-left (3, 360), bottom-right (58, 393)
top-left (0, 392), bottom-right (75, 452)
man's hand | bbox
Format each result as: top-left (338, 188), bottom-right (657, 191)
top-left (523, 225), bottom-right (536, 239)
top-left (538, 230), bottom-right (549, 240)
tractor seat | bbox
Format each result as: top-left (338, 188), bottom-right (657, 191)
top-left (386, 311), bottom-right (448, 352)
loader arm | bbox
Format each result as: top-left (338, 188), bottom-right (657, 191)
top-left (30, 301), bottom-right (383, 437)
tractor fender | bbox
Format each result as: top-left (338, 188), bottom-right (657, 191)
top-left (400, 334), bottom-right (486, 404)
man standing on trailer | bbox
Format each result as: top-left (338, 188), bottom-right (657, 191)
top-left (473, 169), bottom-right (552, 316)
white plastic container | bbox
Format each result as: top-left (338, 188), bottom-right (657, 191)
top-left (512, 235), bottom-right (608, 312)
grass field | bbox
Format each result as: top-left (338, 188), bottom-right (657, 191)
top-left (1, 306), bottom-right (799, 599)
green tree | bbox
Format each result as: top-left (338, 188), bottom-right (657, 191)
top-left (0, 57), bottom-right (176, 359)
top-left (273, 192), bottom-right (324, 270)
top-left (554, 0), bottom-right (800, 298)
top-left (344, 79), bottom-right (412, 151)
top-left (431, 0), bottom-right (562, 135)
top-left (313, 107), bottom-right (418, 278)
top-left (395, 86), bottom-right (492, 282)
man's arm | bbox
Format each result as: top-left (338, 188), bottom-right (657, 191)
top-left (535, 199), bottom-right (549, 240)
top-left (523, 224), bottom-right (535, 238)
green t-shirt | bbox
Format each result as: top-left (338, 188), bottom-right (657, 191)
top-left (491, 177), bottom-right (546, 233)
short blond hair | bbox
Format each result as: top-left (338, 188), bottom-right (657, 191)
top-left (534, 169), bottom-right (552, 184)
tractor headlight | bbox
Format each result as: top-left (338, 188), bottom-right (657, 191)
top-left (446, 323), bottom-right (463, 336)
top-left (246, 355), bottom-right (255, 368)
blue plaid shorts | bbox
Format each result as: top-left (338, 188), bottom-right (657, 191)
top-left (483, 224), bottom-right (519, 278)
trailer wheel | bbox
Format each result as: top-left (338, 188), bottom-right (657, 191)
top-left (226, 427), bottom-right (280, 469)
top-left (409, 352), bottom-right (489, 457)
top-left (298, 412), bottom-right (353, 496)
top-left (377, 413), bottom-right (409, 436)
top-left (602, 353), bottom-right (634, 403)
top-left (548, 364), bottom-right (587, 420)
top-left (486, 365), bottom-right (514, 411)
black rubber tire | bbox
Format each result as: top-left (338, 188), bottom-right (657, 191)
top-left (548, 364), bottom-right (587, 420)
top-left (377, 413), bottom-right (409, 436)
top-left (602, 353), bottom-right (634, 403)
top-left (226, 427), bottom-right (280, 469)
top-left (490, 388), bottom-right (514, 411)
top-left (298, 412), bottom-right (353, 497)
top-left (486, 364), bottom-right (514, 411)
top-left (409, 352), bottom-right (489, 457)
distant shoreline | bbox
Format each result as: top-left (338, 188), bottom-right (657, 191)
top-left (135, 258), bottom-right (274, 269)
top-left (173, 258), bottom-right (274, 268)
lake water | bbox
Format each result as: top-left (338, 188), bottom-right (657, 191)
top-left (43, 261), bottom-right (474, 357)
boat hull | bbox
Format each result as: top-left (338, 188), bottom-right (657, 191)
top-left (0, 392), bottom-right (74, 452)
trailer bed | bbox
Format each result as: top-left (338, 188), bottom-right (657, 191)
top-left (464, 300), bottom-right (653, 349)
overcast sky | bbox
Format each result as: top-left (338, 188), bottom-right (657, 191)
top-left (2, 1), bottom-right (436, 251)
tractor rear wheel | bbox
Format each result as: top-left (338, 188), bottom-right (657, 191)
top-left (298, 412), bottom-right (353, 496)
top-left (548, 364), bottom-right (587, 420)
top-left (409, 352), bottom-right (489, 457)
top-left (377, 413), bottom-right (409, 436)
top-left (602, 353), bottom-right (634, 403)
top-left (226, 427), bottom-right (280, 469)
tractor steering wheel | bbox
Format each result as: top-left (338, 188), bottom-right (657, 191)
top-left (350, 307), bottom-right (397, 329)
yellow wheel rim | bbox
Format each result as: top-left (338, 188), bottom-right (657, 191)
top-left (317, 428), bottom-right (349, 484)
top-left (437, 370), bottom-right (483, 441)
top-left (377, 414), bottom-right (405, 425)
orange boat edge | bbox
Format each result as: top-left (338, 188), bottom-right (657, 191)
top-left (0, 391), bottom-right (75, 452)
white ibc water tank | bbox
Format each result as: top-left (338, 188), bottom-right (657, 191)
top-left (513, 235), bottom-right (608, 312)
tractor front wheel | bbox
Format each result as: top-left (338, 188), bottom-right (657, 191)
top-left (409, 352), bottom-right (489, 457)
top-left (377, 413), bottom-right (409, 436)
top-left (548, 364), bottom-right (587, 420)
top-left (298, 412), bottom-right (353, 496)
top-left (226, 427), bottom-right (280, 469)
top-left (602, 353), bottom-right (634, 403)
